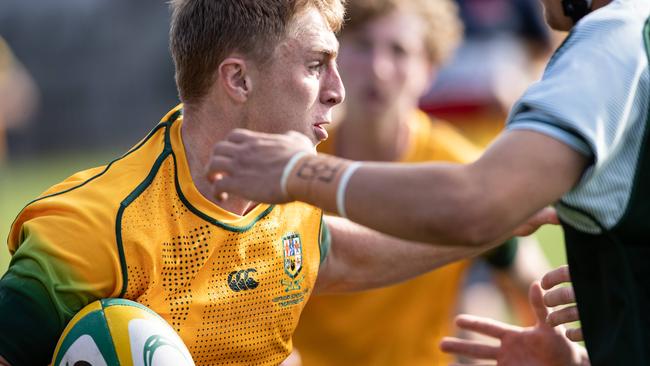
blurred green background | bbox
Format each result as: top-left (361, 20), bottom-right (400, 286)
top-left (0, 151), bottom-right (119, 272)
top-left (0, 152), bottom-right (567, 274)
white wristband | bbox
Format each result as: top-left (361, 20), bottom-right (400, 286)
top-left (281, 151), bottom-right (309, 200)
top-left (336, 162), bottom-right (362, 219)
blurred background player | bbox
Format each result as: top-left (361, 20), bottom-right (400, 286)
top-left (0, 36), bottom-right (38, 163)
top-left (422, 0), bottom-right (555, 148)
top-left (422, 0), bottom-right (560, 333)
top-left (291, 1), bottom-right (549, 365)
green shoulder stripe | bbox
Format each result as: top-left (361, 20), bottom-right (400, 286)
top-left (9, 121), bottom-right (168, 236)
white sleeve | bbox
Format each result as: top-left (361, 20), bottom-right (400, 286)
top-left (506, 9), bottom-right (649, 171)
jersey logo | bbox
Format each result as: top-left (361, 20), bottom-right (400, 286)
top-left (280, 233), bottom-right (304, 292)
top-left (227, 269), bottom-right (259, 292)
top-left (282, 233), bottom-right (303, 278)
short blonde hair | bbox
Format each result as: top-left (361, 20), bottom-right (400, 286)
top-left (170, 0), bottom-right (346, 104)
top-left (343, 0), bottom-right (463, 65)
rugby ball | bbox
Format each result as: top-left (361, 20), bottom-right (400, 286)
top-left (51, 298), bottom-right (195, 366)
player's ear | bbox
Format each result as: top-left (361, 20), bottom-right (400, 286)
top-left (218, 56), bottom-right (253, 103)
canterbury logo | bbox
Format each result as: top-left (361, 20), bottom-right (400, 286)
top-left (228, 269), bottom-right (259, 292)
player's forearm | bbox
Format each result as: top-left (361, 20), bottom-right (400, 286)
top-left (287, 155), bottom-right (509, 245)
top-left (287, 131), bottom-right (588, 245)
top-left (314, 216), bottom-right (500, 294)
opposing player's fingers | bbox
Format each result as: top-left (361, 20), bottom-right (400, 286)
top-left (529, 281), bottom-right (549, 324)
top-left (212, 141), bottom-right (243, 158)
top-left (440, 337), bottom-right (499, 360)
top-left (546, 305), bottom-right (580, 327)
top-left (543, 285), bottom-right (576, 307)
top-left (206, 157), bottom-right (234, 181)
top-left (211, 175), bottom-right (235, 195)
top-left (535, 207), bottom-right (559, 225)
top-left (454, 314), bottom-right (517, 338)
top-left (512, 207), bottom-right (559, 236)
top-left (541, 265), bottom-right (571, 290)
top-left (566, 327), bottom-right (584, 342)
top-left (226, 128), bottom-right (260, 143)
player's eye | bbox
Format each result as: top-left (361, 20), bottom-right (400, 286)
top-left (308, 61), bottom-right (325, 74)
top-left (391, 43), bottom-right (407, 57)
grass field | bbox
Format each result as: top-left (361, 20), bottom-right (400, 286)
top-left (0, 150), bottom-right (120, 272)
top-left (0, 151), bottom-right (568, 274)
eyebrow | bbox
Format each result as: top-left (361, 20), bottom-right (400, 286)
top-left (310, 45), bottom-right (338, 59)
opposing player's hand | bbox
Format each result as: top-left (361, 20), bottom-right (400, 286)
top-left (512, 207), bottom-right (559, 237)
top-left (208, 129), bottom-right (315, 203)
top-left (440, 282), bottom-right (590, 366)
top-left (541, 265), bottom-right (583, 342)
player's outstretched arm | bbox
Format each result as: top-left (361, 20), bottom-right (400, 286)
top-left (542, 265), bottom-right (583, 342)
top-left (313, 216), bottom-right (500, 293)
top-left (209, 129), bottom-right (587, 245)
top-left (439, 282), bottom-right (591, 366)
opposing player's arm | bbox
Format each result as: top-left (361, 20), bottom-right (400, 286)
top-left (210, 129), bottom-right (588, 246)
top-left (313, 216), bottom-right (500, 294)
top-left (329, 130), bottom-right (588, 245)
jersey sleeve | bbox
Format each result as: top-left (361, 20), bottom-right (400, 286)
top-left (318, 217), bottom-right (331, 265)
top-left (506, 13), bottom-right (648, 173)
top-left (0, 206), bottom-right (122, 365)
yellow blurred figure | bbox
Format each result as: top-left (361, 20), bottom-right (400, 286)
top-left (292, 1), bottom-right (525, 365)
top-left (0, 37), bottom-right (37, 162)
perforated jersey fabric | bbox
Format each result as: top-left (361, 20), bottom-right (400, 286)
top-left (2, 106), bottom-right (326, 365)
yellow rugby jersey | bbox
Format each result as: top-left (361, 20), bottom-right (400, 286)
top-left (294, 110), bottom-right (480, 366)
top-left (1, 106), bottom-right (327, 366)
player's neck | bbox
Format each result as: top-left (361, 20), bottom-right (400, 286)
top-left (592, 0), bottom-right (611, 11)
top-left (181, 105), bottom-right (258, 216)
top-left (336, 109), bottom-right (410, 162)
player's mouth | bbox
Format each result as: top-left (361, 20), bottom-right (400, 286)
top-left (313, 121), bottom-right (330, 142)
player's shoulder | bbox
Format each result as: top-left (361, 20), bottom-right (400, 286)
top-left (568, 0), bottom-right (649, 49)
top-left (276, 201), bottom-right (323, 220)
top-left (408, 111), bottom-right (482, 164)
top-left (545, 1), bottom-right (649, 81)
top-left (9, 124), bottom-right (170, 252)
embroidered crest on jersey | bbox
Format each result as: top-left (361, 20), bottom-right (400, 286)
top-left (282, 233), bottom-right (303, 279)
top-left (277, 233), bottom-right (307, 300)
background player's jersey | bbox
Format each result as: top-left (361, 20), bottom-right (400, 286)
top-left (293, 110), bottom-right (480, 366)
top-left (1, 106), bottom-right (327, 366)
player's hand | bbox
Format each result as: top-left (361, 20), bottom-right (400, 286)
top-left (512, 207), bottom-right (559, 237)
top-left (0, 354), bottom-right (12, 366)
top-left (541, 265), bottom-right (583, 342)
top-left (208, 129), bottom-right (315, 203)
top-left (440, 281), bottom-right (590, 366)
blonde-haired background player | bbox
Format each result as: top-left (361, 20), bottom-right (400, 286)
top-left (291, 1), bottom-right (548, 364)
